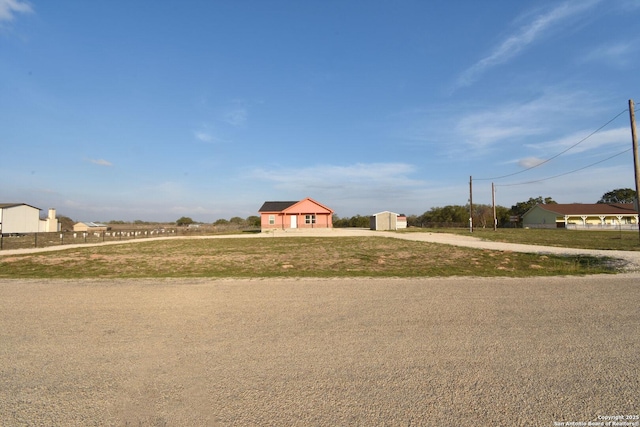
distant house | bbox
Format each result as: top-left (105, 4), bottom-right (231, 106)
top-left (73, 222), bottom-right (109, 233)
top-left (0, 203), bottom-right (59, 234)
top-left (258, 197), bottom-right (334, 231)
top-left (370, 211), bottom-right (406, 231)
top-left (522, 203), bottom-right (638, 229)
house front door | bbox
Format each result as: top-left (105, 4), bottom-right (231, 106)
top-left (290, 215), bottom-right (297, 229)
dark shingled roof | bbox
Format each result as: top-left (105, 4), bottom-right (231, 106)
top-left (258, 201), bottom-right (299, 212)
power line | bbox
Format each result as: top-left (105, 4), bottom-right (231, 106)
top-left (475, 108), bottom-right (629, 181)
top-left (495, 147), bottom-right (632, 187)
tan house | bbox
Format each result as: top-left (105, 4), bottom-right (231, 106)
top-left (73, 222), bottom-right (109, 232)
top-left (522, 203), bottom-right (638, 229)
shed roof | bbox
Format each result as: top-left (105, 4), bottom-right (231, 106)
top-left (76, 222), bottom-right (108, 228)
top-left (371, 211), bottom-right (399, 217)
top-left (526, 203), bottom-right (637, 216)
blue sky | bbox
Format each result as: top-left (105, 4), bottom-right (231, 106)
top-left (1, 0), bottom-right (638, 222)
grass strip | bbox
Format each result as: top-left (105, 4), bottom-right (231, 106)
top-left (401, 228), bottom-right (640, 251)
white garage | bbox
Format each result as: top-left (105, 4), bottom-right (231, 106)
top-left (0, 203), bottom-right (59, 234)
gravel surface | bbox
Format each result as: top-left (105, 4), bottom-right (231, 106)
top-left (1, 231), bottom-right (638, 426)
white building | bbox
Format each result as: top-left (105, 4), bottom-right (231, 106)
top-left (522, 203), bottom-right (638, 229)
top-left (0, 203), bottom-right (59, 234)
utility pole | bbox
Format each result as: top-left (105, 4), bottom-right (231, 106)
top-left (629, 99), bottom-right (640, 243)
top-left (469, 176), bottom-right (473, 233)
top-left (492, 182), bottom-right (497, 231)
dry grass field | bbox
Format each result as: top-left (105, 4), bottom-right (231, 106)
top-left (0, 236), bottom-right (621, 278)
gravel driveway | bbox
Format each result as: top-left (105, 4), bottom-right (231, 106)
top-left (1, 231), bottom-right (638, 426)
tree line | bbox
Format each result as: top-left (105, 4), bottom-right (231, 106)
top-left (333, 188), bottom-right (636, 229)
top-left (175, 216), bottom-right (261, 228)
top-left (331, 197), bottom-right (557, 229)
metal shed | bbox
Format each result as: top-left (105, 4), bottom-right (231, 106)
top-left (370, 211), bottom-right (400, 231)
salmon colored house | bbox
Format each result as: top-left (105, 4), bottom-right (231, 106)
top-left (258, 198), bottom-right (334, 231)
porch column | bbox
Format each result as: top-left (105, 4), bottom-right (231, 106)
top-left (599, 216), bottom-right (606, 227)
top-left (580, 216), bottom-right (587, 227)
top-left (616, 215), bottom-right (624, 225)
top-left (564, 215), bottom-right (569, 227)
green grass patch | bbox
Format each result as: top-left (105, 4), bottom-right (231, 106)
top-left (401, 227), bottom-right (640, 251)
top-left (0, 237), bottom-right (620, 279)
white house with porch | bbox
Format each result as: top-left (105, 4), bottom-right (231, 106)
top-left (522, 203), bottom-right (638, 229)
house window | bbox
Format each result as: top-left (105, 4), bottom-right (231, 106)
top-left (269, 215), bottom-right (275, 225)
top-left (305, 214), bottom-right (316, 224)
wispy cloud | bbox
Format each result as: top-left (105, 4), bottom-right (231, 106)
top-left (88, 158), bottom-right (113, 167)
top-left (193, 124), bottom-right (231, 144)
top-left (193, 100), bottom-right (248, 143)
top-left (456, 0), bottom-right (600, 88)
top-left (525, 127), bottom-right (629, 155)
top-left (0, 0), bottom-right (32, 23)
top-left (194, 131), bottom-right (214, 143)
top-left (223, 106), bottom-right (248, 127)
top-left (579, 41), bottom-right (637, 67)
top-left (456, 91), bottom-right (587, 149)
top-left (517, 157), bottom-right (546, 168)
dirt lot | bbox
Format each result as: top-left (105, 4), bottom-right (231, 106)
top-left (1, 274), bottom-right (638, 426)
